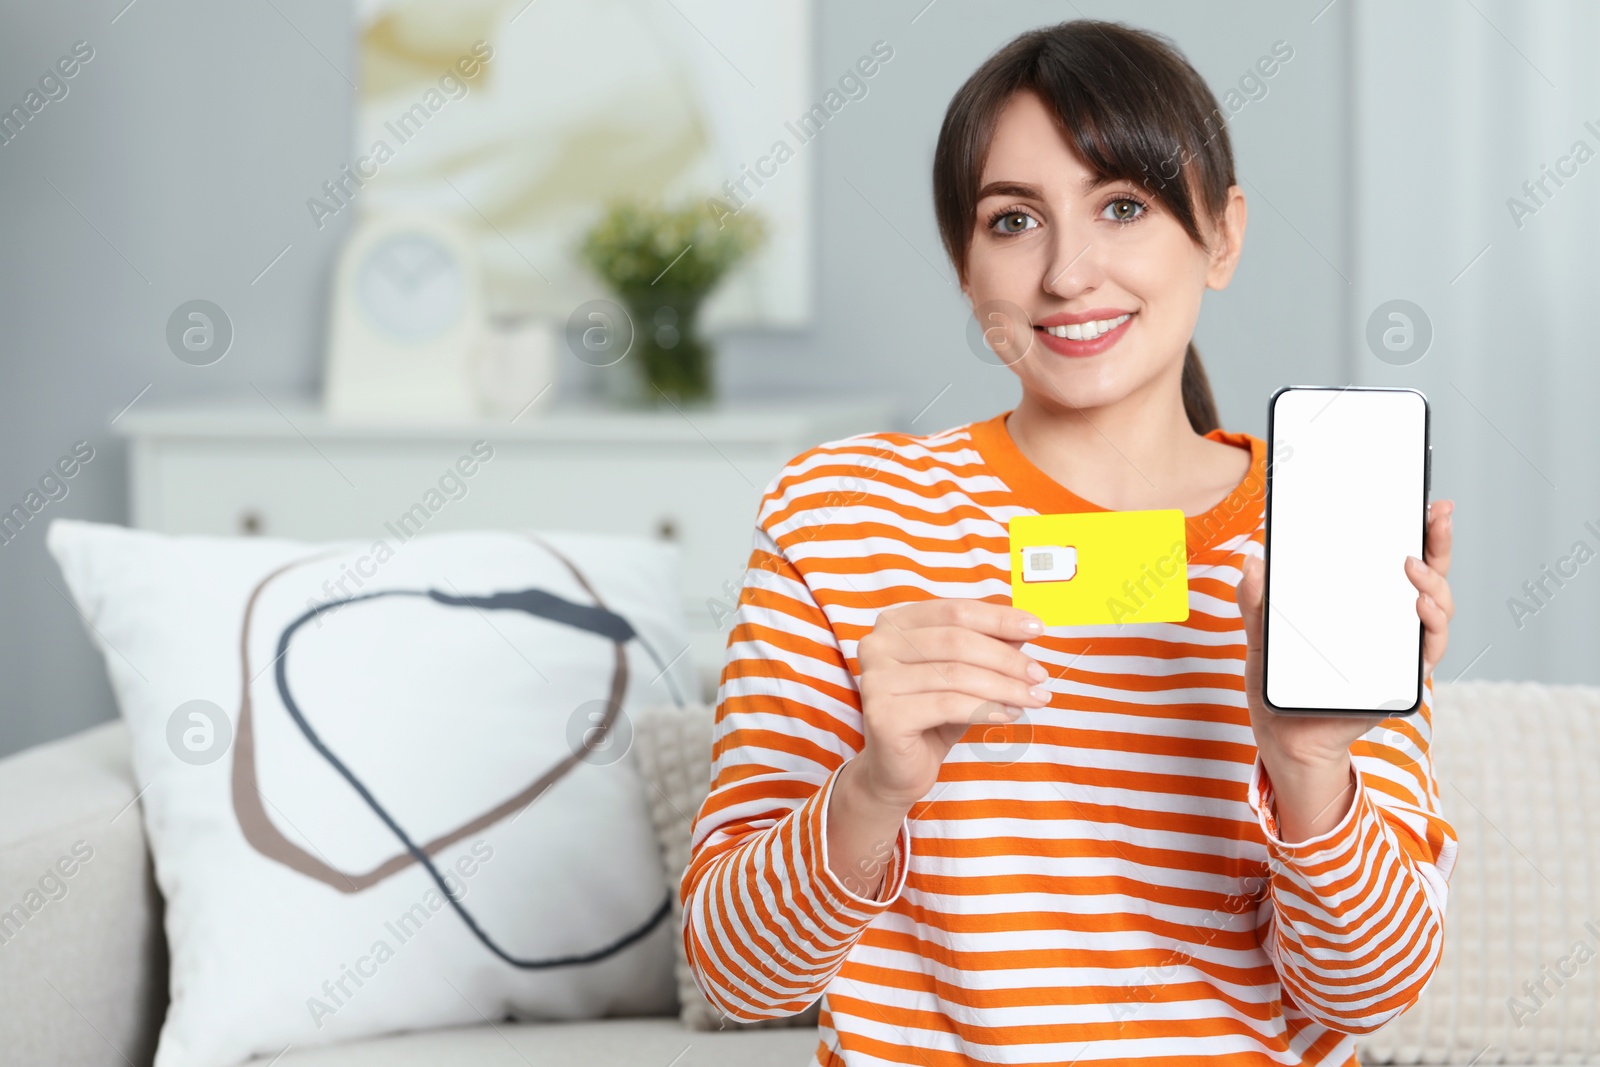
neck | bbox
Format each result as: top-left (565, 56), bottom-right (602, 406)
top-left (1005, 363), bottom-right (1209, 511)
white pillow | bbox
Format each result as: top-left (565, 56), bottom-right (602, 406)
top-left (45, 519), bottom-right (689, 1067)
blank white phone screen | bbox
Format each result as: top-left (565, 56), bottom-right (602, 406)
top-left (1265, 388), bottom-right (1427, 712)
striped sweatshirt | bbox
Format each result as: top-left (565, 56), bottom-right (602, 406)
top-left (681, 409), bottom-right (1457, 1066)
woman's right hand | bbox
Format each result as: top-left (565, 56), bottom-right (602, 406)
top-left (852, 599), bottom-right (1051, 811)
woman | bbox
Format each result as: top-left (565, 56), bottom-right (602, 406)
top-left (682, 19), bottom-right (1457, 1066)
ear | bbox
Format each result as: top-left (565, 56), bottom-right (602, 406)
top-left (1204, 184), bottom-right (1248, 291)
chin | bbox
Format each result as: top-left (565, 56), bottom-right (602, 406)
top-left (1020, 376), bottom-right (1123, 414)
top-left (1023, 360), bottom-right (1134, 400)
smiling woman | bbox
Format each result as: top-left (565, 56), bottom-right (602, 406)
top-left (931, 21), bottom-right (1245, 458)
top-left (682, 17), bottom-right (1458, 1067)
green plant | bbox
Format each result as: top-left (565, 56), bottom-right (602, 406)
top-left (578, 195), bottom-right (767, 405)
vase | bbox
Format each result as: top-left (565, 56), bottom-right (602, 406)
top-left (616, 288), bottom-right (713, 409)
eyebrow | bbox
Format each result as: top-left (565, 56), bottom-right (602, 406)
top-left (976, 175), bottom-right (1126, 201)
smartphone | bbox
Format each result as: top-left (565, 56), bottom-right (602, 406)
top-left (1262, 386), bottom-right (1431, 714)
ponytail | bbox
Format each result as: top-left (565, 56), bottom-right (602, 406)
top-left (1181, 341), bottom-right (1220, 435)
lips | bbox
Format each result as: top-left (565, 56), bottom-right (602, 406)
top-left (1033, 310), bottom-right (1135, 357)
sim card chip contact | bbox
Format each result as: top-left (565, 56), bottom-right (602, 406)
top-left (1021, 545), bottom-right (1076, 582)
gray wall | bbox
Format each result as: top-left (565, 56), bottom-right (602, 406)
top-left (0, 0), bottom-right (1350, 758)
top-left (0, 0), bottom-right (353, 756)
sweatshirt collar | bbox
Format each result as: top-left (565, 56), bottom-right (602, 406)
top-left (966, 408), bottom-right (1267, 553)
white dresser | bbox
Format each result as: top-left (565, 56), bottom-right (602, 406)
top-left (114, 397), bottom-right (902, 700)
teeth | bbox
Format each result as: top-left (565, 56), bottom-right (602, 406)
top-left (1045, 313), bottom-right (1130, 341)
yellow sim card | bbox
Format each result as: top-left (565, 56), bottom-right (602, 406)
top-left (1009, 509), bottom-right (1190, 627)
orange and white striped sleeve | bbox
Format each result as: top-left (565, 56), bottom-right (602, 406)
top-left (1247, 673), bottom-right (1458, 1034)
top-left (678, 466), bottom-right (912, 1022)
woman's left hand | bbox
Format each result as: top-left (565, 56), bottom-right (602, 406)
top-left (1237, 499), bottom-right (1455, 842)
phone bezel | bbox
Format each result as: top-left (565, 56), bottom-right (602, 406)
top-left (1261, 384), bottom-right (1431, 716)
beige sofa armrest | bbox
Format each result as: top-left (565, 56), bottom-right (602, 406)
top-left (0, 720), bottom-right (166, 1066)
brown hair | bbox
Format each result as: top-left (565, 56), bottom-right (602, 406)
top-left (932, 19), bottom-right (1236, 435)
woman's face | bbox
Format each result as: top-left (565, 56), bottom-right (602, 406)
top-left (963, 89), bottom-right (1245, 415)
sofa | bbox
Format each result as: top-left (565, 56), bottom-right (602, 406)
top-left (4, 678), bottom-right (1597, 1066)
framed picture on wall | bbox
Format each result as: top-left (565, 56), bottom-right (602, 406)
top-left (341, 0), bottom-right (814, 332)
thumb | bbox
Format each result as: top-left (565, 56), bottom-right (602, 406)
top-left (1238, 553), bottom-right (1267, 710)
top-left (1238, 553), bottom-right (1264, 654)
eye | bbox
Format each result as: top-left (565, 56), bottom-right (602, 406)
top-left (1101, 196), bottom-right (1147, 224)
top-left (985, 206), bottom-right (1038, 236)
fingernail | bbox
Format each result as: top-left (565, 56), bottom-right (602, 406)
top-left (1027, 686), bottom-right (1050, 704)
top-left (1026, 661), bottom-right (1048, 683)
top-left (1021, 616), bottom-right (1043, 634)
top-left (1422, 593), bottom-right (1435, 608)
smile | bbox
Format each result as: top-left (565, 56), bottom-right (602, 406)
top-left (1033, 311), bottom-right (1135, 357)
top-left (1042, 314), bottom-right (1130, 340)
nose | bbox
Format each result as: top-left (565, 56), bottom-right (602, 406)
top-left (1041, 220), bottom-right (1101, 301)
